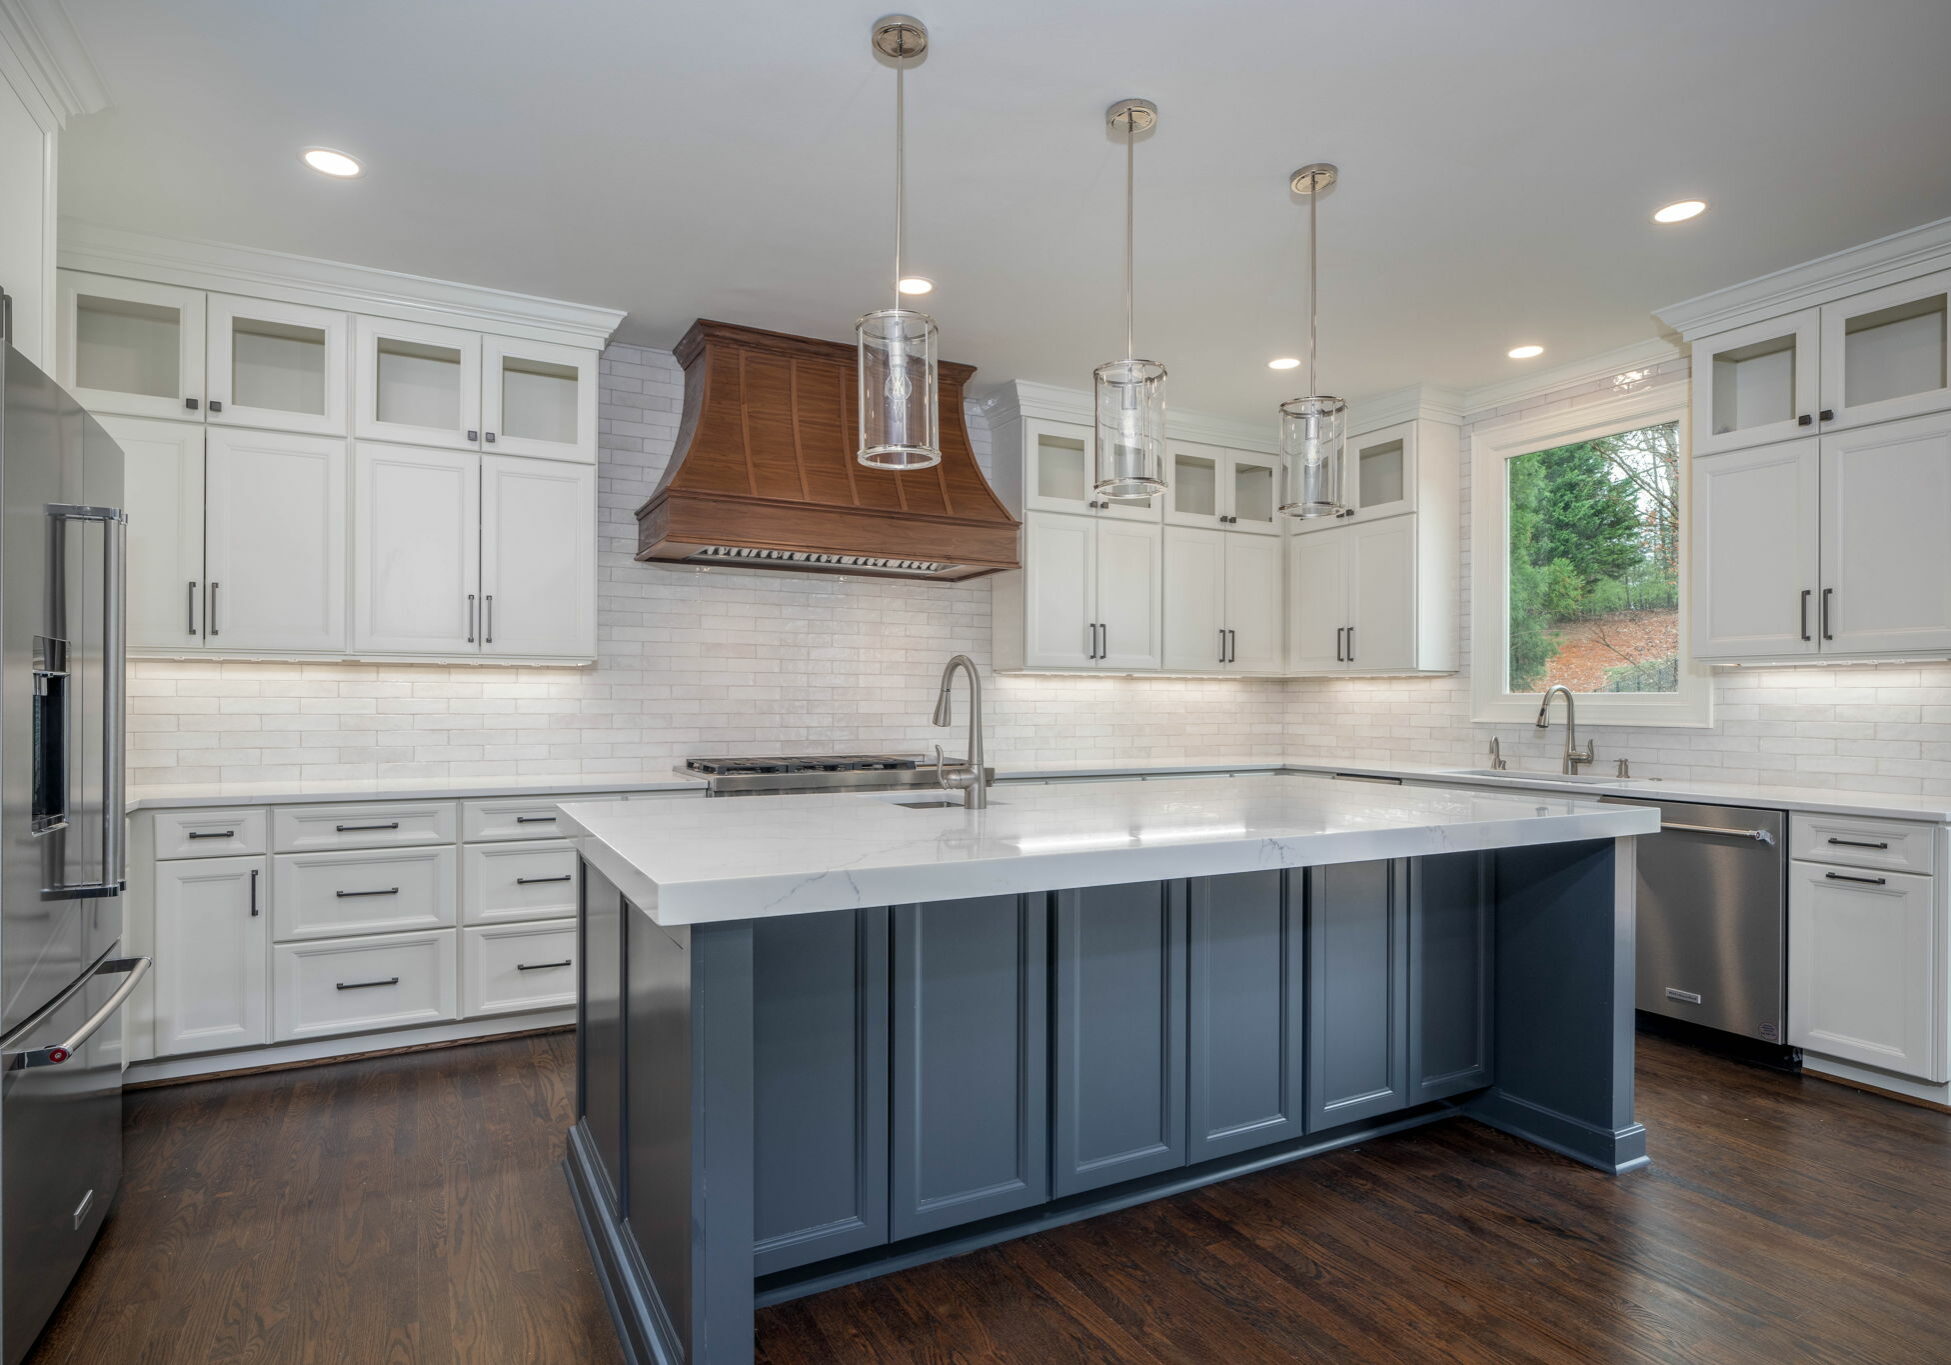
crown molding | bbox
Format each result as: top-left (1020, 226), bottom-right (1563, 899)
top-left (0, 0), bottom-right (106, 131)
top-left (1343, 384), bottom-right (1468, 434)
top-left (59, 220), bottom-right (627, 349)
top-left (1453, 336), bottom-right (1684, 418)
top-left (1656, 215), bottom-right (1951, 340)
top-left (976, 378), bottom-right (1282, 453)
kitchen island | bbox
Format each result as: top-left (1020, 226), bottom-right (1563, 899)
top-left (558, 774), bottom-right (1657, 1365)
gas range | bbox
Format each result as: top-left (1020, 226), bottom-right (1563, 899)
top-left (678, 753), bottom-right (989, 797)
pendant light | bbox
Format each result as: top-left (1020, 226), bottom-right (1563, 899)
top-left (856, 15), bottom-right (941, 471)
top-left (1278, 162), bottom-right (1347, 518)
top-left (1093, 98), bottom-right (1167, 500)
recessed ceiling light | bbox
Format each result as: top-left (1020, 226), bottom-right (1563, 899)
top-left (1653, 199), bottom-right (1706, 224)
top-left (896, 276), bottom-right (934, 296)
top-left (301, 147), bottom-right (362, 178)
top-left (1508, 344), bottom-right (1545, 359)
top-left (1267, 357), bottom-right (1302, 370)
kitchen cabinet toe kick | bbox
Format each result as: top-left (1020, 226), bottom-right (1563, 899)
top-left (566, 839), bottom-right (1644, 1365)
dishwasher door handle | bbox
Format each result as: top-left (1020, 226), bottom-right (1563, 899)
top-left (1659, 820), bottom-right (1776, 844)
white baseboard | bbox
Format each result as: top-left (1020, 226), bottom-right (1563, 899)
top-left (1801, 1052), bottom-right (1951, 1111)
top-left (125, 1008), bottom-right (574, 1085)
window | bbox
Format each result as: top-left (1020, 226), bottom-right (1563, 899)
top-left (1471, 391), bottom-right (1711, 726)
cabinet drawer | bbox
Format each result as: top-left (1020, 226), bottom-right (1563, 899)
top-left (273, 802), bottom-right (457, 852)
top-left (462, 797), bottom-right (599, 842)
top-left (462, 841), bottom-right (579, 925)
top-left (272, 846), bottom-right (457, 941)
top-left (273, 930), bottom-right (458, 1040)
top-left (154, 808), bottom-right (269, 860)
top-left (1790, 813), bottom-right (1936, 876)
top-left (462, 922), bottom-right (577, 1016)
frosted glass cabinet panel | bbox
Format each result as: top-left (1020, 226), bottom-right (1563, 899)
top-left (206, 294), bottom-right (348, 436)
top-left (482, 337), bottom-right (597, 462)
top-left (1820, 270), bottom-right (1951, 432)
top-left (59, 272), bottom-right (206, 421)
top-left (354, 316), bottom-right (483, 451)
top-left (1693, 312), bottom-right (1821, 458)
top-left (1164, 442), bottom-right (1279, 535)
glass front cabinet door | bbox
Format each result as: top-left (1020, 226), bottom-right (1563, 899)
top-left (481, 337), bottom-right (597, 462)
top-left (58, 272), bottom-right (207, 422)
top-left (1819, 269), bottom-right (1951, 434)
top-left (1292, 420), bottom-right (1418, 531)
top-left (1164, 442), bottom-right (1279, 534)
top-left (353, 316), bottom-right (484, 451)
top-left (206, 294), bottom-right (349, 436)
top-left (1020, 419), bottom-right (1157, 521)
top-left (1691, 311), bottom-right (1822, 458)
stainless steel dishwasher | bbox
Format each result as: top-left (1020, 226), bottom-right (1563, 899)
top-left (1600, 796), bottom-right (1789, 1043)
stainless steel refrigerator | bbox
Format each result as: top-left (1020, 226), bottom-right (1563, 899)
top-left (0, 301), bottom-right (146, 1365)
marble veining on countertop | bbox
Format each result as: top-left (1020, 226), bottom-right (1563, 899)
top-left (557, 773), bottom-right (1655, 925)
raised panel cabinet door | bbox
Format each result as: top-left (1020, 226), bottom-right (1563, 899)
top-left (1692, 310), bottom-right (1822, 459)
top-left (205, 293), bottom-right (349, 436)
top-left (751, 908), bottom-right (890, 1275)
top-left (203, 428), bottom-right (347, 652)
top-left (1161, 526), bottom-right (1227, 671)
top-left (1789, 862), bottom-right (1943, 1082)
top-left (1286, 531), bottom-right (1347, 673)
top-left (1819, 412), bottom-right (1951, 655)
top-left (1307, 858), bottom-right (1410, 1129)
top-left (1095, 518), bottom-right (1164, 670)
top-left (1691, 438), bottom-right (1821, 660)
top-left (351, 443), bottom-right (480, 655)
top-left (1346, 516), bottom-right (1417, 672)
top-left (1052, 882), bottom-right (1187, 1197)
top-left (58, 270), bottom-right (206, 421)
top-left (1224, 533), bottom-right (1285, 673)
top-left (1407, 853), bottom-right (1493, 1103)
top-left (480, 455), bottom-right (596, 659)
top-left (890, 895), bottom-right (1048, 1239)
top-left (481, 336), bottom-right (597, 462)
top-left (1187, 870), bottom-right (1305, 1162)
top-left (352, 315), bottom-right (483, 451)
top-left (1021, 512), bottom-right (1096, 668)
top-left (153, 855), bottom-right (268, 1055)
top-left (1818, 268), bottom-right (1951, 433)
top-left (98, 415), bottom-right (205, 650)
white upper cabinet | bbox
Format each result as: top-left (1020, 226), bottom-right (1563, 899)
top-left (1014, 419), bottom-right (1159, 521)
top-left (1286, 514), bottom-right (1451, 676)
top-left (1015, 512), bottom-right (1097, 668)
top-left (59, 272), bottom-right (206, 422)
top-left (203, 429), bottom-right (348, 653)
top-left (1285, 531), bottom-right (1346, 674)
top-left (100, 415), bottom-right (207, 651)
top-left (1162, 527), bottom-right (1227, 670)
top-left (1346, 515), bottom-right (1417, 671)
top-left (351, 443), bottom-right (481, 655)
top-left (1093, 519), bottom-right (1164, 670)
top-left (1819, 269), bottom-right (1951, 433)
top-left (1692, 312), bottom-right (1821, 459)
top-left (482, 337), bottom-right (597, 462)
top-left (1164, 442), bottom-right (1280, 535)
top-left (1818, 412), bottom-right (1951, 655)
top-left (1691, 438), bottom-right (1822, 661)
top-left (354, 316), bottom-right (484, 451)
top-left (481, 455), bottom-right (598, 658)
top-left (1223, 533), bottom-right (1284, 672)
top-left (205, 294), bottom-right (348, 436)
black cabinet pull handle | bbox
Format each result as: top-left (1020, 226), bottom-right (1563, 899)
top-left (184, 397), bottom-right (199, 411)
top-left (467, 429), bottom-right (479, 442)
top-left (467, 592), bottom-right (476, 644)
top-left (1827, 837), bottom-right (1890, 850)
top-left (516, 960), bottom-right (572, 971)
top-left (1824, 871), bottom-right (1887, 886)
top-left (515, 874), bottom-right (573, 885)
top-left (1800, 588), bottom-right (1811, 642)
top-left (336, 977), bottom-right (399, 991)
top-left (208, 399), bottom-right (223, 413)
top-left (1335, 626), bottom-right (1345, 662)
top-left (1219, 629), bottom-right (1228, 664)
top-left (1819, 409), bottom-right (1834, 422)
top-left (188, 581), bottom-right (198, 635)
top-left (334, 887), bottom-right (400, 898)
top-left (208, 581), bottom-right (219, 636)
top-left (249, 867), bottom-right (259, 917)
top-left (1821, 587), bottom-right (1834, 641)
top-left (514, 815), bottom-right (556, 824)
top-left (1346, 626), bottom-right (1355, 662)
top-left (335, 822), bottom-right (400, 832)
top-left (485, 431), bottom-right (496, 444)
top-left (186, 830), bottom-right (235, 839)
top-left (484, 594), bottom-right (493, 645)
top-left (1797, 413), bottom-right (1813, 426)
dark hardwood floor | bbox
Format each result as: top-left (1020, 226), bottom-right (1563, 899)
top-left (29, 1030), bottom-right (1951, 1364)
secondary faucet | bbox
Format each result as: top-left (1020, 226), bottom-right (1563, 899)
top-left (930, 654), bottom-right (989, 809)
top-left (1536, 685), bottom-right (1597, 776)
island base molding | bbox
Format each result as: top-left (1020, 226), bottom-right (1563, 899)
top-left (569, 840), bottom-right (1643, 1364)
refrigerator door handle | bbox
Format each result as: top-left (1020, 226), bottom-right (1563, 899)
top-left (46, 504), bottom-right (128, 897)
top-left (1, 957), bottom-right (150, 1070)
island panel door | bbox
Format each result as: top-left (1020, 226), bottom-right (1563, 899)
top-left (1052, 881), bottom-right (1188, 1198)
top-left (576, 862), bottom-right (627, 1212)
top-left (891, 895), bottom-right (1049, 1240)
top-left (1306, 858), bottom-right (1411, 1129)
top-left (752, 908), bottom-right (890, 1275)
top-left (1187, 870), bottom-right (1306, 1162)
top-left (1407, 853), bottom-right (1494, 1104)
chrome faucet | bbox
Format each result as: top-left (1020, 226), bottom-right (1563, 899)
top-left (930, 653), bottom-right (989, 809)
top-left (1487, 737), bottom-right (1507, 771)
top-left (1536, 685), bottom-right (1597, 775)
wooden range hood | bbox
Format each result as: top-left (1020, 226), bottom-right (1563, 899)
top-left (635, 320), bottom-right (1020, 581)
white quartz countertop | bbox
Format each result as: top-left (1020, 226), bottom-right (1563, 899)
top-left (556, 772), bottom-right (1655, 925)
top-left (125, 773), bottom-right (707, 810)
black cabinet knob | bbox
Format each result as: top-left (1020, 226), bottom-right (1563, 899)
top-left (1798, 413), bottom-right (1813, 426)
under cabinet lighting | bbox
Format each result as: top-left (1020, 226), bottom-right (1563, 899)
top-left (301, 147), bottom-right (362, 178)
top-left (1507, 344), bottom-right (1545, 359)
top-left (1267, 357), bottom-right (1301, 370)
top-left (1653, 199), bottom-right (1707, 224)
top-left (897, 276), bottom-right (935, 296)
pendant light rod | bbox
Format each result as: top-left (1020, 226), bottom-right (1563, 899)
top-left (1124, 115), bottom-right (1135, 360)
top-left (1289, 162), bottom-right (1337, 395)
top-left (872, 16), bottom-right (928, 304)
top-left (1108, 99), bottom-right (1156, 361)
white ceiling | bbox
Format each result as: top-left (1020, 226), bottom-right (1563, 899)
top-left (55, 0), bottom-right (1951, 420)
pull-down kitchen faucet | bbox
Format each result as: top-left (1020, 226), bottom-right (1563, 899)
top-left (930, 653), bottom-right (989, 809)
top-left (1536, 685), bottom-right (1597, 775)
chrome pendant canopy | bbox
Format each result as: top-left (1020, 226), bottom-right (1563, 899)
top-left (1278, 162), bottom-right (1345, 517)
top-left (1093, 98), bottom-right (1167, 500)
top-left (857, 15), bottom-right (942, 471)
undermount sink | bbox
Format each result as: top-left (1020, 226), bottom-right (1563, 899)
top-left (1444, 768), bottom-right (1649, 784)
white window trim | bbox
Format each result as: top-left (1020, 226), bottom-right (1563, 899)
top-left (1469, 387), bottom-right (1713, 728)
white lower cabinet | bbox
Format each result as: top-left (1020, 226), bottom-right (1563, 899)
top-left (1789, 860), bottom-right (1944, 1081)
top-left (274, 930), bottom-right (460, 1041)
top-left (463, 922), bottom-right (578, 1016)
top-left (271, 845), bottom-right (458, 940)
top-left (463, 841), bottom-right (580, 925)
top-left (154, 855), bottom-right (269, 1055)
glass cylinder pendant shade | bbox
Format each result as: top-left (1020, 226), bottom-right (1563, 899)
top-left (1278, 395), bottom-right (1347, 517)
top-left (856, 307), bottom-right (941, 469)
top-left (1093, 358), bottom-right (1168, 499)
